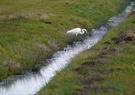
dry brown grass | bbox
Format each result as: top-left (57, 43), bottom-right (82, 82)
top-left (2, 59), bottom-right (21, 73)
top-left (35, 43), bottom-right (50, 61)
top-left (48, 41), bottom-right (59, 51)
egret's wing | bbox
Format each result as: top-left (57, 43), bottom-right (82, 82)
top-left (67, 28), bottom-right (80, 34)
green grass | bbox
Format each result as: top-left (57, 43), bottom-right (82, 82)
top-left (37, 7), bottom-right (135, 95)
top-left (0, 0), bottom-right (130, 79)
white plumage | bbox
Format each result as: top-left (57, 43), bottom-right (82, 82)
top-left (67, 28), bottom-right (87, 36)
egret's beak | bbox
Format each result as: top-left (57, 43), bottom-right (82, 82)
top-left (86, 31), bottom-right (88, 35)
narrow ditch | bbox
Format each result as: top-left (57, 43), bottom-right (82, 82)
top-left (0, 2), bottom-right (134, 95)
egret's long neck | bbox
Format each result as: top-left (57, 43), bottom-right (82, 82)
top-left (82, 29), bottom-right (87, 34)
top-left (80, 29), bottom-right (84, 34)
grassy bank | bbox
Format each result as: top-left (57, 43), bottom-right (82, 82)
top-left (37, 7), bottom-right (135, 95)
top-left (0, 0), bottom-right (130, 79)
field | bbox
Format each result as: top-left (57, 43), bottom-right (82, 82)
top-left (37, 8), bottom-right (135, 95)
top-left (0, 0), bottom-right (130, 79)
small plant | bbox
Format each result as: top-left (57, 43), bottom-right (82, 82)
top-left (35, 43), bottom-right (50, 62)
top-left (48, 41), bottom-right (59, 51)
top-left (2, 58), bottom-right (21, 73)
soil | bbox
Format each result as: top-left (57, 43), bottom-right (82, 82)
top-left (72, 47), bottom-right (121, 94)
top-left (112, 30), bottom-right (135, 44)
top-left (74, 66), bottom-right (85, 74)
top-left (72, 30), bottom-right (135, 94)
top-left (82, 74), bottom-right (103, 85)
top-left (104, 41), bottom-right (111, 45)
top-left (97, 68), bottom-right (122, 74)
top-left (81, 60), bottom-right (103, 67)
top-left (132, 20), bottom-right (135, 23)
top-left (72, 92), bottom-right (88, 95)
top-left (83, 85), bottom-right (116, 93)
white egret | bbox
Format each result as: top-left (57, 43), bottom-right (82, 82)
top-left (67, 28), bottom-right (87, 36)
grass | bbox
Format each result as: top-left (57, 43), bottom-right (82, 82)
top-left (0, 0), bottom-right (130, 79)
top-left (37, 7), bottom-right (135, 95)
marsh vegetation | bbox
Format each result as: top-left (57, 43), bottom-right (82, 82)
top-left (0, 0), bottom-right (130, 79)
